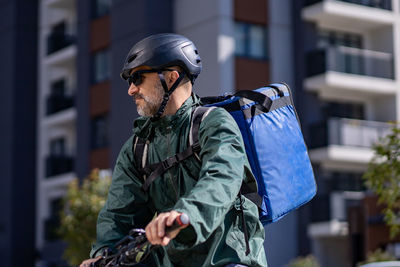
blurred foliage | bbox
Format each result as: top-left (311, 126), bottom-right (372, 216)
top-left (286, 255), bottom-right (320, 267)
top-left (58, 169), bottom-right (112, 266)
top-left (363, 125), bottom-right (400, 239)
top-left (358, 248), bottom-right (396, 266)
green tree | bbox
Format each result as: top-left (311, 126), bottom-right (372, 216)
top-left (58, 169), bottom-right (112, 266)
top-left (286, 255), bottom-right (320, 267)
top-left (363, 125), bottom-right (400, 239)
top-left (357, 248), bottom-right (396, 266)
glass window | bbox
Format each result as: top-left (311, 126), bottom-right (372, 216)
top-left (93, 49), bottom-right (110, 84)
top-left (234, 22), bottom-right (267, 59)
top-left (91, 115), bottom-right (109, 149)
top-left (249, 26), bottom-right (266, 58)
top-left (50, 79), bottom-right (65, 95)
top-left (50, 138), bottom-right (65, 156)
top-left (331, 172), bottom-right (365, 192)
top-left (44, 198), bottom-right (63, 241)
top-left (93, 0), bottom-right (112, 18)
top-left (317, 29), bottom-right (363, 49)
top-left (234, 23), bottom-right (247, 56)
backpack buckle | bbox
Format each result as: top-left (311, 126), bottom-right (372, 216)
top-left (162, 155), bottom-right (178, 170)
top-left (192, 142), bottom-right (201, 152)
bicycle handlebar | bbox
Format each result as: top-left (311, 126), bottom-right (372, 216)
top-left (91, 213), bottom-right (189, 267)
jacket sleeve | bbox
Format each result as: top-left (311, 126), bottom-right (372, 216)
top-left (90, 137), bottom-right (153, 258)
top-left (172, 108), bottom-right (247, 248)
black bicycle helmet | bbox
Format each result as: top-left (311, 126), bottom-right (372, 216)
top-left (120, 33), bottom-right (202, 83)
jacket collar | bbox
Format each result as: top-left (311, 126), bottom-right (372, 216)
top-left (133, 94), bottom-right (200, 139)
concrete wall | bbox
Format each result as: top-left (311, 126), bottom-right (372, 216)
top-left (264, 1), bottom-right (299, 267)
top-left (174, 0), bottom-right (235, 96)
top-left (109, 0), bottom-right (174, 164)
top-left (0, 0), bottom-right (38, 266)
top-left (76, 0), bottom-right (92, 179)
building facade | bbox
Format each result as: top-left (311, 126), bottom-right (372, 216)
top-left (297, 0), bottom-right (400, 266)
top-left (9, 0), bottom-right (397, 266)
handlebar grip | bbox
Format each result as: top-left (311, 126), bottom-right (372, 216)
top-left (165, 213), bottom-right (190, 233)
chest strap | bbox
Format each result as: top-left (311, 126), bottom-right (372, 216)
top-left (132, 106), bottom-right (215, 192)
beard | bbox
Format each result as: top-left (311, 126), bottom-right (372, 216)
top-left (135, 82), bottom-right (164, 117)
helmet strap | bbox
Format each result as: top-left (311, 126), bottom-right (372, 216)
top-left (152, 70), bottom-right (186, 120)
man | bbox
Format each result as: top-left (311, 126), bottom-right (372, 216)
top-left (80, 33), bottom-right (267, 267)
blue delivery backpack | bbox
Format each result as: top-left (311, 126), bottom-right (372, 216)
top-left (200, 82), bottom-right (316, 224)
top-left (133, 82), bottom-right (316, 225)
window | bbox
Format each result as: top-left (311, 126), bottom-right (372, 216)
top-left (50, 138), bottom-right (66, 156)
top-left (91, 115), bottom-right (109, 149)
top-left (47, 21), bottom-right (75, 54)
top-left (93, 0), bottom-right (112, 18)
top-left (92, 49), bottom-right (110, 84)
top-left (317, 30), bottom-right (363, 49)
top-left (44, 198), bottom-right (62, 241)
top-left (234, 22), bottom-right (268, 59)
top-left (50, 79), bottom-right (65, 96)
top-left (322, 101), bottom-right (365, 120)
top-left (331, 172), bottom-right (365, 192)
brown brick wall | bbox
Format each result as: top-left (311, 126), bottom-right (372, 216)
top-left (235, 57), bottom-right (270, 91)
top-left (234, 0), bottom-right (268, 25)
top-left (90, 15), bottom-right (110, 51)
top-left (90, 148), bottom-right (110, 169)
top-left (90, 81), bottom-right (110, 116)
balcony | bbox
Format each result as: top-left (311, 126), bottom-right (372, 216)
top-left (307, 46), bottom-right (394, 79)
top-left (304, 0), bottom-right (392, 10)
top-left (309, 118), bottom-right (392, 168)
top-left (305, 46), bottom-right (396, 100)
top-left (45, 155), bottom-right (74, 177)
top-left (309, 191), bottom-right (364, 238)
top-left (47, 32), bottom-right (75, 55)
top-left (302, 0), bottom-right (393, 32)
top-left (310, 117), bottom-right (392, 148)
top-left (45, 0), bottom-right (75, 10)
top-left (46, 94), bottom-right (74, 115)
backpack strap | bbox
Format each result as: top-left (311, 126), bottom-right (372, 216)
top-left (134, 106), bottom-right (215, 192)
top-left (189, 106), bottom-right (216, 161)
top-left (133, 136), bottom-right (149, 179)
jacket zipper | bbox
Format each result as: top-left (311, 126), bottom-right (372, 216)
top-left (166, 126), bottom-right (179, 200)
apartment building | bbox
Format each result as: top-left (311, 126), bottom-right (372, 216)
top-left (297, 0), bottom-right (399, 266)
top-left (36, 0), bottom-right (77, 265)
top-left (7, 0), bottom-right (397, 266)
top-left (33, 0), bottom-right (303, 266)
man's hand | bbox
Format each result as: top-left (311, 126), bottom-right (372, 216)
top-left (145, 211), bottom-right (188, 246)
top-left (79, 256), bottom-right (101, 267)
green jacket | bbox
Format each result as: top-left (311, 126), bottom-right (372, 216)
top-left (91, 96), bottom-right (268, 267)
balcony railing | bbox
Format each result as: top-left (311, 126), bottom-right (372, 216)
top-left (45, 155), bottom-right (74, 177)
top-left (44, 216), bottom-right (60, 241)
top-left (311, 191), bottom-right (364, 223)
top-left (311, 194), bottom-right (331, 222)
top-left (47, 32), bottom-right (75, 55)
top-left (310, 117), bottom-right (392, 149)
top-left (307, 46), bottom-right (394, 79)
top-left (46, 94), bottom-right (74, 115)
top-left (304, 0), bottom-right (392, 10)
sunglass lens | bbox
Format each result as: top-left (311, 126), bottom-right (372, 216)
top-left (128, 73), bottom-right (143, 86)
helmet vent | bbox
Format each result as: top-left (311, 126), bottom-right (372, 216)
top-left (127, 54), bottom-right (137, 63)
top-left (196, 59), bottom-right (201, 63)
top-left (194, 50), bottom-right (198, 54)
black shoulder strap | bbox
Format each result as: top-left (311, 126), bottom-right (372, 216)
top-left (189, 106), bottom-right (216, 155)
top-left (134, 106), bottom-right (215, 192)
top-left (133, 136), bottom-right (148, 178)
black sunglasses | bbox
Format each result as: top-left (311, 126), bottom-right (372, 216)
top-left (127, 69), bottom-right (174, 86)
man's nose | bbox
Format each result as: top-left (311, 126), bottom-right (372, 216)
top-left (128, 83), bottom-right (138, 96)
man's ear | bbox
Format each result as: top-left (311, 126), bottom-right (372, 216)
top-left (167, 70), bottom-right (180, 86)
